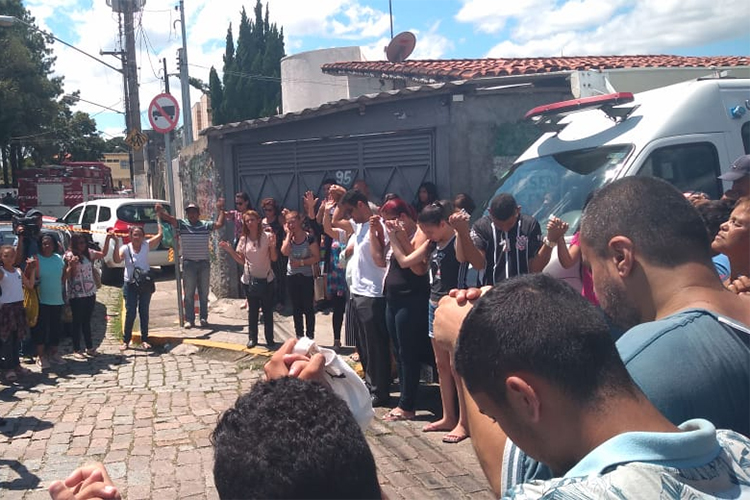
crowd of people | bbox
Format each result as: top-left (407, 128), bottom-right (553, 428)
top-left (2, 153), bottom-right (749, 498)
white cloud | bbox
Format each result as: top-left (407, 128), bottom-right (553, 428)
top-left (411, 22), bottom-right (454, 60)
top-left (483, 0), bottom-right (750, 57)
top-left (455, 0), bottom-right (548, 34)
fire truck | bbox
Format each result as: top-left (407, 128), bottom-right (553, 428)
top-left (17, 162), bottom-right (116, 218)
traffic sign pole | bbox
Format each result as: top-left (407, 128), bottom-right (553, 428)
top-left (149, 92), bottom-right (185, 326)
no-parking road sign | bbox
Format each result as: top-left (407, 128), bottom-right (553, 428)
top-left (148, 93), bottom-right (180, 134)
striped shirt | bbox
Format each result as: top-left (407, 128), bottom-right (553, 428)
top-left (178, 219), bottom-right (215, 261)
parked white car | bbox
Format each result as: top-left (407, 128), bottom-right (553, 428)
top-left (60, 198), bottom-right (174, 281)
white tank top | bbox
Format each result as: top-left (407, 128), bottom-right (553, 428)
top-left (0, 267), bottom-right (24, 304)
top-left (122, 243), bottom-right (150, 282)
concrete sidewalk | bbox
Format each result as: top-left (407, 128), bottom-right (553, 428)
top-left (130, 273), bottom-right (345, 358)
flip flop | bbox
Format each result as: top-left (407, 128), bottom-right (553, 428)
top-left (442, 433), bottom-right (469, 444)
top-left (119, 343), bottom-right (129, 351)
top-left (141, 342), bottom-right (152, 350)
top-left (382, 410), bottom-right (415, 422)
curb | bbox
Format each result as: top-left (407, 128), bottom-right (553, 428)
top-left (120, 297), bottom-right (275, 357)
top-left (126, 332), bottom-right (276, 357)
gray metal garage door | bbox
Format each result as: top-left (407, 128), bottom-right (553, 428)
top-left (235, 130), bottom-right (434, 210)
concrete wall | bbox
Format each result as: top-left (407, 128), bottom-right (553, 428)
top-left (603, 67), bottom-right (750, 94)
top-left (178, 136), bottom-right (233, 298)
top-left (447, 87), bottom-right (572, 211)
top-left (281, 47), bottom-right (364, 113)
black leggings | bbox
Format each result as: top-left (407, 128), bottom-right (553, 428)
top-left (33, 304), bottom-right (63, 347)
top-left (70, 295), bottom-right (96, 351)
top-left (287, 274), bottom-right (315, 338)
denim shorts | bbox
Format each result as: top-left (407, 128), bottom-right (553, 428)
top-left (428, 300), bottom-right (438, 339)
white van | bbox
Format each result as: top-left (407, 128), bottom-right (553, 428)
top-left (486, 76), bottom-right (750, 289)
top-left (60, 198), bottom-right (174, 281)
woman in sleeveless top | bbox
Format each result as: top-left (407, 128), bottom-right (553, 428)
top-left (380, 198), bottom-right (430, 421)
top-left (64, 233), bottom-right (115, 358)
top-left (281, 210), bottom-right (320, 339)
top-left (220, 210), bottom-right (278, 349)
top-left (0, 245), bottom-right (35, 381)
top-left (112, 223), bottom-right (163, 351)
top-left (390, 201), bottom-right (470, 443)
top-left (322, 198), bottom-right (352, 350)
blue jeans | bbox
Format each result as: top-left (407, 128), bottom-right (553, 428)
top-left (123, 282), bottom-right (152, 343)
top-left (182, 259), bottom-right (210, 323)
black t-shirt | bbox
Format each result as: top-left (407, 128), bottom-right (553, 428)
top-left (429, 236), bottom-right (467, 302)
top-left (470, 214), bottom-right (542, 285)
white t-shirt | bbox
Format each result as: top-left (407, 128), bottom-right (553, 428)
top-left (348, 220), bottom-right (388, 298)
top-left (0, 267), bottom-right (24, 304)
top-left (121, 243), bottom-right (150, 283)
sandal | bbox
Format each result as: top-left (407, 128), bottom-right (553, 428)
top-left (349, 352), bottom-right (360, 363)
top-left (442, 433), bottom-right (469, 444)
top-left (382, 410), bottom-right (415, 422)
top-left (119, 343), bottom-right (129, 351)
top-left (141, 342), bottom-right (152, 350)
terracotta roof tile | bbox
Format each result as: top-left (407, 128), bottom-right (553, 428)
top-left (322, 55), bottom-right (749, 81)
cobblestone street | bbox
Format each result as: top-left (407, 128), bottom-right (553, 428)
top-left (0, 283), bottom-right (493, 499)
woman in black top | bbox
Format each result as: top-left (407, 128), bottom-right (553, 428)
top-left (381, 198), bottom-right (430, 421)
top-left (390, 201), bottom-right (469, 443)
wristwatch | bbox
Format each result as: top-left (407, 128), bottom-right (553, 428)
top-left (543, 236), bottom-right (557, 248)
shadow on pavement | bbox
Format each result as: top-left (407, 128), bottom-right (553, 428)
top-left (0, 415), bottom-right (53, 438)
top-left (0, 459), bottom-right (41, 491)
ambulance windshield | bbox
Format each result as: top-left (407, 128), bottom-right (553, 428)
top-left (490, 144), bottom-right (632, 233)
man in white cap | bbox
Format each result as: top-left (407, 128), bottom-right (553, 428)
top-left (719, 154), bottom-right (750, 201)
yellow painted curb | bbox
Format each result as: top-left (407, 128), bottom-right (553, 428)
top-left (126, 332), bottom-right (274, 357)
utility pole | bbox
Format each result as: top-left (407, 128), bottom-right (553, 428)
top-left (177, 0), bottom-right (193, 146)
top-left (122, 0), bottom-right (146, 195)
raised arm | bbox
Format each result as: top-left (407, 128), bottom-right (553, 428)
top-left (529, 218), bottom-right (567, 273)
top-left (219, 239), bottom-right (245, 266)
top-left (213, 198), bottom-right (226, 230)
top-left (111, 231), bottom-right (124, 265)
top-left (450, 212), bottom-right (486, 270)
top-left (95, 233), bottom-right (116, 261)
top-left (368, 215), bottom-right (387, 268)
top-left (433, 290), bottom-right (507, 497)
top-left (280, 222), bottom-right (293, 257)
top-left (548, 217), bottom-right (578, 268)
top-left (387, 222), bottom-right (431, 269)
top-left (147, 218), bottom-right (164, 250)
top-left (155, 203), bottom-right (178, 227)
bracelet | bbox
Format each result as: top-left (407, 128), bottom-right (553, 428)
top-left (543, 237), bottom-right (557, 248)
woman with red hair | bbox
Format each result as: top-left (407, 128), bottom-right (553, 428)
top-left (379, 197), bottom-right (430, 421)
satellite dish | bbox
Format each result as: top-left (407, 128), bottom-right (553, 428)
top-left (386, 31), bottom-right (417, 63)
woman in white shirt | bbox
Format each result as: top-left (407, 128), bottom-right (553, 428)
top-left (0, 245), bottom-right (35, 381)
top-left (220, 210), bottom-right (278, 349)
top-left (112, 223), bottom-right (163, 351)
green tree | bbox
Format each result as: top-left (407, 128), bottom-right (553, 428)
top-left (0, 0), bottom-right (63, 185)
top-left (208, 0), bottom-right (285, 125)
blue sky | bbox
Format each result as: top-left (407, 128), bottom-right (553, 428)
top-left (23, 0), bottom-right (750, 139)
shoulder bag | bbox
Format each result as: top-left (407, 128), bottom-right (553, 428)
top-left (128, 245), bottom-right (156, 295)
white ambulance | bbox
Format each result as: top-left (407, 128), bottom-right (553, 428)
top-left (489, 76), bottom-right (750, 289)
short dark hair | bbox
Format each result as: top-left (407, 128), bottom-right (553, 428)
top-left (695, 199), bottom-right (733, 241)
top-left (580, 177), bottom-right (712, 267)
top-left (235, 192), bottom-right (251, 203)
top-left (489, 193), bottom-right (517, 220)
top-left (453, 193), bottom-right (476, 215)
top-left (417, 200), bottom-right (452, 226)
top-left (340, 189), bottom-right (368, 207)
top-left (212, 378), bottom-right (380, 499)
top-left (455, 274), bottom-right (636, 407)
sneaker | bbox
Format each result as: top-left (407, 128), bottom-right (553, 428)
top-left (199, 319), bottom-right (209, 328)
top-left (49, 353), bottom-right (67, 365)
top-left (184, 322), bottom-right (194, 329)
top-left (37, 356), bottom-right (50, 369)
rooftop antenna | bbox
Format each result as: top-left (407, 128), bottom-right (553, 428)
top-left (388, 0), bottom-right (393, 39)
top-left (385, 31), bottom-right (417, 63)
